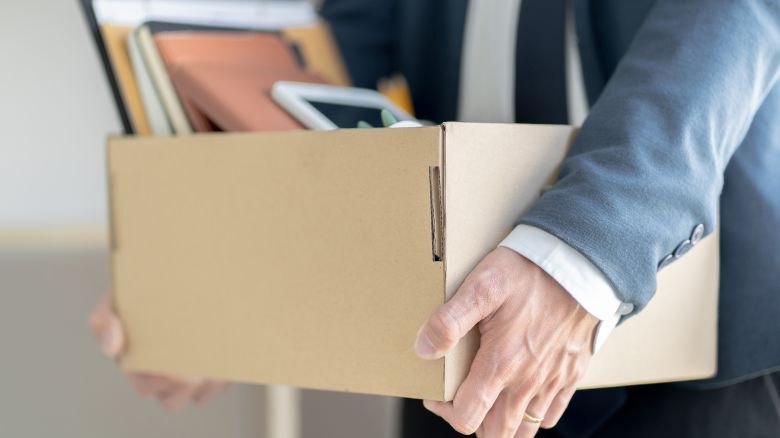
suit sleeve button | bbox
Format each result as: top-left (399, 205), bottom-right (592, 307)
top-left (658, 254), bottom-right (674, 270)
top-left (690, 224), bottom-right (705, 245)
top-left (674, 240), bottom-right (693, 258)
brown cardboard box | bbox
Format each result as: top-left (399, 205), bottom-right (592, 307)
top-left (108, 123), bottom-right (718, 401)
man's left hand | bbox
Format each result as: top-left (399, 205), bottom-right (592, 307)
top-left (415, 247), bottom-right (599, 437)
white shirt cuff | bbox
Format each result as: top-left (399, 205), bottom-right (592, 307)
top-left (499, 225), bottom-right (633, 353)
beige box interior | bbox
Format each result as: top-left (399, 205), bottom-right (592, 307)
top-left (109, 123), bottom-right (718, 401)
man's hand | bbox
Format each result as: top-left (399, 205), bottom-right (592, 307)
top-left (415, 247), bottom-right (598, 437)
top-left (89, 294), bottom-right (231, 411)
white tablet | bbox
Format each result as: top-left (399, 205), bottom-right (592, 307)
top-left (271, 81), bottom-right (416, 130)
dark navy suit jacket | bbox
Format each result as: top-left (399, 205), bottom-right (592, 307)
top-left (320, 0), bottom-right (780, 389)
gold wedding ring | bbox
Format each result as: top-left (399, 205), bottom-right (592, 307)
top-left (523, 412), bottom-right (544, 424)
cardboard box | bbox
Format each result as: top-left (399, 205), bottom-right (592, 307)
top-left (108, 123), bottom-right (718, 401)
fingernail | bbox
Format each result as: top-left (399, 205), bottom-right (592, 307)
top-left (414, 329), bottom-right (437, 359)
top-left (102, 327), bottom-right (117, 357)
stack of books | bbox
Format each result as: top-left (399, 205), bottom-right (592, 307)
top-left (83, 0), bottom-right (350, 135)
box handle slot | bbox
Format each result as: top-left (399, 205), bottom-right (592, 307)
top-left (429, 166), bottom-right (443, 262)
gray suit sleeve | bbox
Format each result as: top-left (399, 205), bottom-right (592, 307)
top-left (519, 0), bottom-right (780, 314)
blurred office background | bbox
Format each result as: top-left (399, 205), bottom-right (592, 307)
top-left (0, 0), bottom-right (397, 437)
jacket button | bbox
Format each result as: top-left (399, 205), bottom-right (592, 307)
top-left (690, 224), bottom-right (705, 245)
top-left (674, 240), bottom-right (693, 258)
top-left (658, 254), bottom-right (674, 270)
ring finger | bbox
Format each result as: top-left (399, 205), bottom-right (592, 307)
top-left (514, 387), bottom-right (558, 438)
top-left (192, 381), bottom-right (231, 405)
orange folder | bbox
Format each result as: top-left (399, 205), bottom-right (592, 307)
top-left (101, 24), bottom-right (152, 134)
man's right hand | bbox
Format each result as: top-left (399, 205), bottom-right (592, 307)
top-left (89, 293), bottom-right (231, 411)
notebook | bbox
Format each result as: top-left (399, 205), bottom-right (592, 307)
top-left (136, 24), bottom-right (193, 134)
top-left (171, 63), bottom-right (327, 132)
top-left (154, 32), bottom-right (302, 132)
top-left (146, 20), bottom-right (348, 86)
top-left (128, 27), bottom-right (173, 135)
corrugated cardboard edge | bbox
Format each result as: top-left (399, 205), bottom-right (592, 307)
top-left (107, 136), bottom-right (120, 309)
top-left (429, 166), bottom-right (444, 262)
top-left (440, 123), bottom-right (480, 401)
top-left (436, 124), bottom-right (449, 400)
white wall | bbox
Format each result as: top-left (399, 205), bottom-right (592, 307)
top-left (0, 2), bottom-right (398, 437)
top-left (0, 2), bottom-right (270, 435)
top-left (0, 0), bottom-right (117, 231)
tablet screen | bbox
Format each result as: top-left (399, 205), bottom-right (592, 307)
top-left (306, 100), bottom-right (386, 129)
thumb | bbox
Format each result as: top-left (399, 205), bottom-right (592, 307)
top-left (414, 272), bottom-right (500, 360)
top-left (89, 294), bottom-right (126, 359)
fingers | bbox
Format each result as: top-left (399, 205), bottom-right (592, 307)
top-left (423, 399), bottom-right (497, 436)
top-left (415, 266), bottom-right (506, 359)
top-left (416, 248), bottom-right (596, 437)
top-left (478, 388), bottom-right (533, 438)
top-left (91, 294), bottom-right (231, 411)
top-left (159, 381), bottom-right (201, 412)
top-left (89, 293), bottom-right (125, 358)
top-left (192, 381), bottom-right (232, 405)
top-left (128, 374), bottom-right (231, 411)
top-left (445, 343), bottom-right (519, 434)
top-left (421, 400), bottom-right (471, 434)
top-left (128, 374), bottom-right (175, 398)
top-left (435, 381), bottom-right (570, 438)
top-left (514, 388), bottom-right (559, 438)
top-left (541, 385), bottom-right (577, 429)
